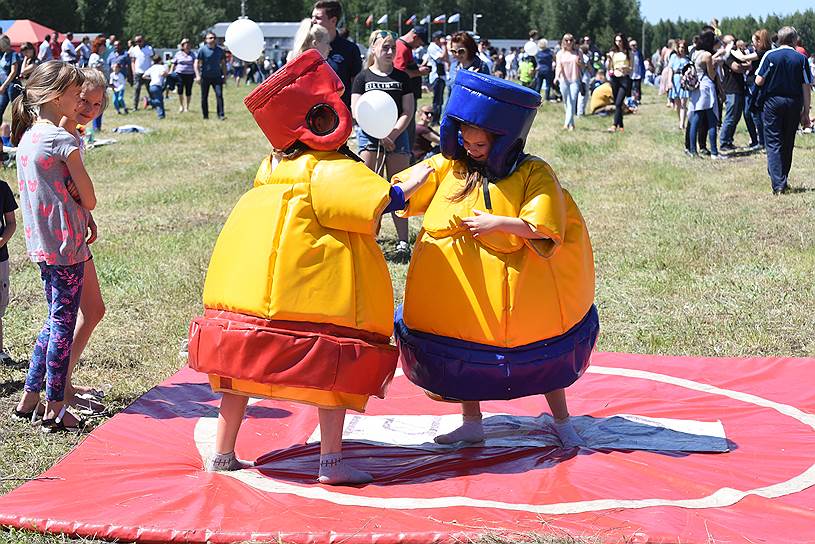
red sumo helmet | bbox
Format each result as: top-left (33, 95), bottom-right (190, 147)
top-left (244, 49), bottom-right (352, 151)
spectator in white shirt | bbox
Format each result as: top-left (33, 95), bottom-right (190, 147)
top-left (60, 32), bottom-right (78, 63)
top-left (109, 63), bottom-right (127, 114)
top-left (77, 36), bottom-right (91, 67)
top-left (142, 55), bottom-right (168, 119)
top-left (128, 35), bottom-right (154, 110)
top-left (37, 34), bottom-right (53, 62)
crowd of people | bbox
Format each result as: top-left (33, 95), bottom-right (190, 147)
top-left (652, 22), bottom-right (813, 192)
top-left (0, 30), bottom-right (238, 128)
top-left (0, 1), bottom-right (813, 444)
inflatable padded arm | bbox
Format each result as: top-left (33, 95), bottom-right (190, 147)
top-left (310, 159), bottom-right (391, 235)
top-left (254, 155), bottom-right (274, 187)
top-left (519, 161), bottom-right (567, 258)
top-left (392, 153), bottom-right (450, 217)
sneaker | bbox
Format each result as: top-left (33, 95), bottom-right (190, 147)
top-left (393, 241), bottom-right (411, 264)
top-left (699, 148), bottom-right (711, 157)
top-left (747, 143), bottom-right (762, 152)
top-left (719, 143), bottom-right (736, 153)
top-left (710, 153), bottom-right (728, 160)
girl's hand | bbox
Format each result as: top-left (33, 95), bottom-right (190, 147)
top-left (408, 162), bottom-right (434, 185)
top-left (461, 209), bottom-right (504, 237)
top-left (86, 215), bottom-right (98, 244)
top-left (381, 136), bottom-right (395, 152)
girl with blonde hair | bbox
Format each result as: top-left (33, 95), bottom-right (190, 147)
top-left (351, 30), bottom-right (414, 261)
top-left (555, 33), bottom-right (583, 130)
top-left (288, 19), bottom-right (331, 61)
top-left (12, 61), bottom-right (98, 432)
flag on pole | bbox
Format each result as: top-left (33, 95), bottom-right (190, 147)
top-left (405, 14), bottom-right (417, 25)
top-left (365, 14), bottom-right (373, 27)
top-left (377, 14), bottom-right (388, 25)
top-left (432, 14), bottom-right (446, 24)
top-left (448, 13), bottom-right (460, 23)
top-left (419, 15), bottom-right (431, 25)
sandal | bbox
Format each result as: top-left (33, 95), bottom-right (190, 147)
top-left (41, 405), bottom-right (85, 434)
top-left (11, 404), bottom-right (44, 425)
top-left (71, 395), bottom-right (107, 416)
top-left (75, 388), bottom-right (106, 400)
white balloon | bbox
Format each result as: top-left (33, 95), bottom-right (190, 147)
top-left (224, 18), bottom-right (265, 62)
top-left (523, 41), bottom-right (539, 56)
top-left (355, 90), bottom-right (398, 140)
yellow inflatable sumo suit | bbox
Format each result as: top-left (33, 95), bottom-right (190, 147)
top-left (188, 50), bottom-right (397, 412)
top-left (393, 70), bottom-right (599, 402)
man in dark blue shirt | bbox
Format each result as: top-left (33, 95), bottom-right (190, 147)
top-left (311, 0), bottom-right (361, 108)
top-left (195, 32), bottom-right (227, 120)
top-left (756, 26), bottom-right (813, 194)
top-left (107, 40), bottom-right (131, 87)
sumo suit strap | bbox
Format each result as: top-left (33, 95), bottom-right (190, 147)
top-left (481, 152), bottom-right (532, 212)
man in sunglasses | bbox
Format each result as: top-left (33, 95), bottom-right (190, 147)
top-left (395, 26), bottom-right (430, 162)
top-left (312, 0), bottom-right (362, 108)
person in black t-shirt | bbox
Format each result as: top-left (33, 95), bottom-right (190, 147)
top-left (312, 1), bottom-right (362, 108)
top-left (719, 37), bottom-right (750, 152)
top-left (0, 179), bottom-right (17, 365)
top-left (351, 30), bottom-right (414, 262)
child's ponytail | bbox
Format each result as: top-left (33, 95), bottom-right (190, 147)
top-left (10, 60), bottom-right (85, 146)
top-left (10, 90), bottom-right (33, 146)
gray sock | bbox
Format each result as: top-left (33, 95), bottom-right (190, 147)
top-left (434, 414), bottom-right (485, 444)
top-left (317, 453), bottom-right (373, 485)
top-left (204, 451), bottom-right (250, 472)
top-left (553, 417), bottom-right (584, 448)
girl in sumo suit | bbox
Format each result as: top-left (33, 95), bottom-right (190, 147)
top-left (393, 70), bottom-right (600, 447)
top-left (188, 49), bottom-right (432, 485)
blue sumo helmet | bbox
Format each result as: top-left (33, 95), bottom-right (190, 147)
top-left (440, 70), bottom-right (542, 180)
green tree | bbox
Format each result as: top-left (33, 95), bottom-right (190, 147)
top-left (76, 0), bottom-right (127, 35)
top-left (124, 0), bottom-right (225, 46)
top-left (0, 0), bottom-right (80, 32)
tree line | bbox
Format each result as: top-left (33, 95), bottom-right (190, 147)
top-left (0, 0), bottom-right (812, 54)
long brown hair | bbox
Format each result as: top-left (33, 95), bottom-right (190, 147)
top-left (450, 124), bottom-right (495, 202)
top-left (11, 60), bottom-right (85, 145)
top-left (753, 29), bottom-right (771, 52)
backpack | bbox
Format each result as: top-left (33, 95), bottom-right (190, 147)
top-left (680, 62), bottom-right (700, 92)
top-left (519, 58), bottom-right (535, 85)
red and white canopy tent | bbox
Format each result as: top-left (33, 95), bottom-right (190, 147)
top-left (2, 19), bottom-right (57, 49)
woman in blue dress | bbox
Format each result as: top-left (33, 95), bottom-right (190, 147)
top-left (668, 40), bottom-right (690, 131)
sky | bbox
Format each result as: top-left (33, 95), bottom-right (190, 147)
top-left (640, 0), bottom-right (812, 22)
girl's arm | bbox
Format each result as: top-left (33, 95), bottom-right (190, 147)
top-left (462, 210), bottom-right (544, 239)
top-left (704, 53), bottom-right (716, 80)
top-left (392, 162), bottom-right (434, 200)
top-left (64, 150), bottom-right (96, 210)
top-left (0, 63), bottom-right (16, 93)
top-left (350, 93), bottom-right (361, 119)
top-left (389, 93), bottom-right (413, 138)
top-left (0, 211), bottom-right (16, 247)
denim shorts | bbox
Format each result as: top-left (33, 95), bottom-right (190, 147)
top-left (357, 128), bottom-right (411, 155)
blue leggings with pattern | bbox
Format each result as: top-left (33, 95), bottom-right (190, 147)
top-left (24, 262), bottom-right (85, 402)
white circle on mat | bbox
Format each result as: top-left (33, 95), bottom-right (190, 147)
top-left (193, 365), bottom-right (815, 514)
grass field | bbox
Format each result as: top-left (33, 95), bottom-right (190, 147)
top-left (0, 82), bottom-right (813, 543)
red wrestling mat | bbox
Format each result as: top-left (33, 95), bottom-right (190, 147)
top-left (0, 352), bottom-right (814, 543)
